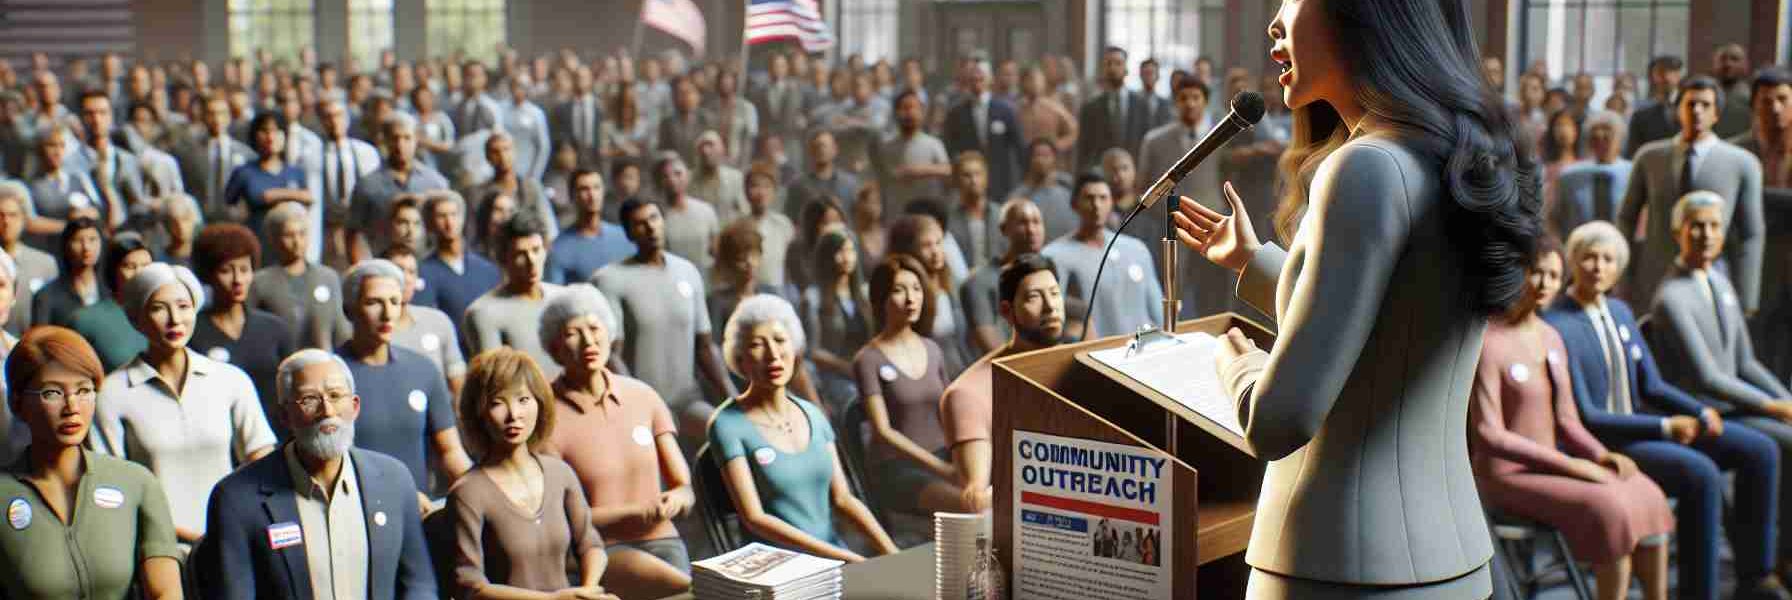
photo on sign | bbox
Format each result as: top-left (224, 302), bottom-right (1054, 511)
top-left (1092, 518), bottom-right (1162, 567)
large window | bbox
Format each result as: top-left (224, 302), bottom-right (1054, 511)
top-left (428, 0), bottom-right (506, 63)
top-left (348, 0), bottom-right (394, 72)
top-left (1521, 0), bottom-right (1690, 82)
top-left (839, 0), bottom-right (898, 63)
top-left (1103, 0), bottom-right (1227, 78)
top-left (228, 0), bottom-right (315, 62)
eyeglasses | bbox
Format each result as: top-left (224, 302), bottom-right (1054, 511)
top-left (293, 391), bottom-right (354, 413)
top-left (21, 387), bottom-right (97, 406)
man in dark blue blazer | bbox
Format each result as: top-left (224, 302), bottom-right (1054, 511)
top-left (943, 62), bottom-right (1025, 204)
top-left (1543, 221), bottom-right (1787, 599)
top-left (193, 349), bottom-right (436, 600)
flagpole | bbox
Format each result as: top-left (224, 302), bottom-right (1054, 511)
top-left (739, 0), bottom-right (751, 76)
top-left (632, 1), bottom-right (647, 59)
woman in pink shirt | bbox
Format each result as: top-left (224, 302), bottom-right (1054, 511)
top-left (540, 284), bottom-right (695, 599)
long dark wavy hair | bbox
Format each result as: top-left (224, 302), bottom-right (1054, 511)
top-left (1273, 0), bottom-right (1541, 315)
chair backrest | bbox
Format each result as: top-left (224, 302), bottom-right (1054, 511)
top-left (422, 506), bottom-right (459, 596)
top-left (693, 442), bottom-right (745, 553)
top-left (835, 398), bottom-right (880, 516)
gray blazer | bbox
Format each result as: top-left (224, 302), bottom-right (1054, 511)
top-left (1647, 265), bottom-right (1792, 412)
top-left (1219, 135), bottom-right (1493, 585)
top-left (1620, 137), bottom-right (1764, 312)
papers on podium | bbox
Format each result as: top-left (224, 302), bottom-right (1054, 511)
top-left (691, 543), bottom-right (845, 599)
top-left (1085, 332), bottom-right (1244, 437)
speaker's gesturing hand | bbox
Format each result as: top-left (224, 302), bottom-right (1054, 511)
top-left (1173, 181), bottom-right (1262, 273)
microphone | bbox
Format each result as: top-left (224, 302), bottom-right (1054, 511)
top-left (1138, 91), bottom-right (1267, 209)
top-left (1073, 91), bottom-right (1265, 343)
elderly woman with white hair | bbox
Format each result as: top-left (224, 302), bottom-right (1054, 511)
top-left (338, 258), bottom-right (472, 498)
top-left (0, 250), bottom-right (25, 464)
top-left (153, 192), bottom-right (202, 267)
top-left (95, 262), bottom-right (278, 544)
top-left (1542, 219), bottom-right (1788, 597)
top-left (706, 294), bottom-right (896, 562)
top-left (540, 285), bottom-right (696, 598)
top-left (248, 201), bottom-right (351, 349)
top-left (0, 181), bottom-right (57, 336)
top-left (1550, 110), bottom-right (1633, 237)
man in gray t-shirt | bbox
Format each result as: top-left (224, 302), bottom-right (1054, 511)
top-left (876, 91), bottom-right (952, 218)
top-left (1042, 174), bottom-right (1163, 340)
top-left (962, 199), bottom-right (1047, 356)
top-left (593, 199), bottom-right (738, 434)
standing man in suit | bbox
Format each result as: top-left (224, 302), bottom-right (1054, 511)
top-left (193, 349), bottom-right (437, 599)
top-left (1620, 76), bottom-right (1764, 313)
top-left (1139, 77), bottom-right (1234, 319)
top-left (1138, 78), bottom-right (1217, 244)
top-left (179, 94), bottom-right (256, 220)
top-left (1543, 220), bottom-right (1788, 599)
top-left (1646, 192), bottom-right (1792, 572)
top-left (1076, 47), bottom-right (1150, 172)
top-left (944, 62), bottom-right (1025, 204)
top-left (1625, 56), bottom-right (1683, 158)
top-left (552, 69), bottom-right (605, 169)
top-left (756, 53), bottom-right (807, 168)
top-left (1730, 67), bottom-right (1792, 386)
top-left (452, 61), bottom-right (502, 137)
top-left (1714, 43), bottom-right (1755, 139)
top-left (1137, 58), bottom-right (1173, 131)
top-left (74, 90), bottom-right (142, 231)
top-left (318, 99), bottom-right (382, 269)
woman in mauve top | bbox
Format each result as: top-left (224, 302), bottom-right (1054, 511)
top-left (542, 285), bottom-right (697, 599)
top-left (709, 294), bottom-right (896, 562)
top-left (1469, 240), bottom-right (1673, 599)
top-left (852, 254), bottom-right (965, 515)
top-left (448, 347), bottom-right (616, 600)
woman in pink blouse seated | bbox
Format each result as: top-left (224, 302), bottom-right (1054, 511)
top-left (1470, 237), bottom-right (1675, 600)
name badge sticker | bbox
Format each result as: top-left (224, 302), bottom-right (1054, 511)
top-left (267, 522), bottom-right (303, 550)
top-left (93, 486), bottom-right (124, 509)
top-left (632, 425), bottom-right (655, 447)
top-left (408, 390), bottom-right (428, 413)
top-left (7, 498), bottom-right (30, 530)
top-left (1509, 363), bottom-right (1531, 383)
top-left (313, 285), bottom-right (332, 304)
top-left (754, 447), bottom-right (777, 465)
top-left (878, 365), bottom-right (898, 382)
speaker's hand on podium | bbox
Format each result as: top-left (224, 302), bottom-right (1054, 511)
top-left (1172, 181), bottom-right (1262, 273)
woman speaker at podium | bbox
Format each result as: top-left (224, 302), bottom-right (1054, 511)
top-left (1172, 0), bottom-right (1541, 597)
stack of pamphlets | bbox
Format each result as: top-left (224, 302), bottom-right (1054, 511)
top-left (692, 543), bottom-right (846, 599)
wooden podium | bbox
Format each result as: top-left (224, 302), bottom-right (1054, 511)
top-left (992, 313), bottom-right (1273, 598)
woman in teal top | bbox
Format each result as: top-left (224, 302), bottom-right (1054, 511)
top-left (65, 233), bottom-right (153, 372)
top-left (708, 294), bottom-right (897, 562)
top-left (0, 326), bottom-right (181, 599)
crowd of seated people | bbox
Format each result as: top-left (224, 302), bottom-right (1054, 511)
top-left (0, 34), bottom-right (1781, 600)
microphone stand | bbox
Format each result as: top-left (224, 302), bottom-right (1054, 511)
top-left (1073, 190), bottom-right (1184, 358)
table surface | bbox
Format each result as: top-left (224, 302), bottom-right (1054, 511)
top-left (661, 543), bottom-right (936, 600)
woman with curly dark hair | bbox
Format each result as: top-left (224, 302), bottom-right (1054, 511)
top-left (1173, 0), bottom-right (1542, 596)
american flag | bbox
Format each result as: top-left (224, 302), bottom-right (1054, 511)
top-left (642, 0), bottom-right (707, 55)
top-left (745, 0), bottom-right (834, 52)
